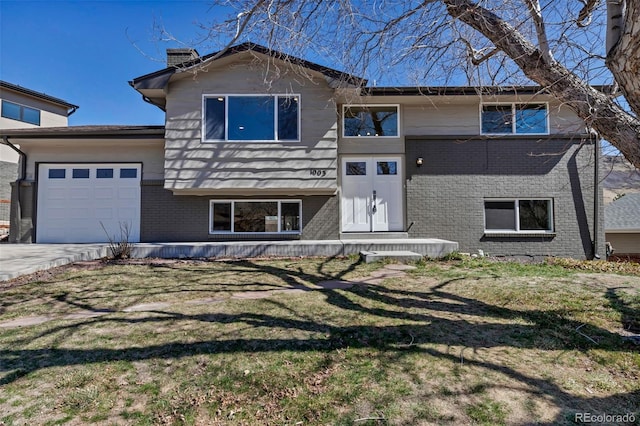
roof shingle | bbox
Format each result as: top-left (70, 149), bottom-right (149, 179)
top-left (605, 193), bottom-right (640, 231)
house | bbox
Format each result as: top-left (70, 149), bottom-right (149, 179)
top-left (605, 193), bottom-right (640, 258)
top-left (0, 81), bottom-right (78, 237)
top-left (0, 43), bottom-right (604, 259)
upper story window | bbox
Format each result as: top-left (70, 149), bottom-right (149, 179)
top-left (343, 105), bottom-right (399, 137)
top-left (481, 103), bottom-right (548, 135)
top-left (203, 95), bottom-right (299, 142)
top-left (1, 100), bottom-right (41, 125)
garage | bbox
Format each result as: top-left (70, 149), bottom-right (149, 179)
top-left (36, 163), bottom-right (141, 243)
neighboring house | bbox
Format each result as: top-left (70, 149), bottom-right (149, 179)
top-left (0, 81), bottom-right (78, 236)
top-left (0, 43), bottom-right (604, 259)
top-left (605, 193), bottom-right (640, 257)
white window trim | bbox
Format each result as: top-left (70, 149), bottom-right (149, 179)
top-left (342, 104), bottom-right (400, 138)
top-left (479, 102), bottom-right (549, 136)
top-left (209, 199), bottom-right (302, 234)
top-left (483, 197), bottom-right (554, 234)
top-left (202, 94), bottom-right (301, 143)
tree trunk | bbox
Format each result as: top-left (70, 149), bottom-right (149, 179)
top-left (443, 0), bottom-right (640, 169)
top-left (607, 0), bottom-right (640, 116)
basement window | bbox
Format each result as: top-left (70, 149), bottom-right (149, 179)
top-left (484, 199), bottom-right (554, 233)
top-left (210, 200), bottom-right (301, 234)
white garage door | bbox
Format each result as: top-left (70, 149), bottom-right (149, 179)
top-left (37, 163), bottom-right (141, 243)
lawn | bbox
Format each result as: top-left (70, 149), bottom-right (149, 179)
top-left (0, 256), bottom-right (638, 425)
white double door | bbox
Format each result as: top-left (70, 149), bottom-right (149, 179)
top-left (341, 156), bottom-right (403, 232)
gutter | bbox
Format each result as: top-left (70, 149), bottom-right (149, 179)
top-left (1, 136), bottom-right (27, 243)
top-left (593, 132), bottom-right (601, 259)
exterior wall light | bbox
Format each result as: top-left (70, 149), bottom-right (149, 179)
top-left (416, 157), bottom-right (423, 167)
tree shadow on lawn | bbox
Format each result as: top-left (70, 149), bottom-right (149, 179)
top-left (1, 258), bottom-right (638, 424)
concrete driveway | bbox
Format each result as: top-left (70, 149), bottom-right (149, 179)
top-left (0, 244), bottom-right (108, 281)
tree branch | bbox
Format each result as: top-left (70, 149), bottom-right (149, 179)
top-left (443, 0), bottom-right (640, 168)
top-left (524, 0), bottom-right (554, 63)
top-left (576, 0), bottom-right (601, 27)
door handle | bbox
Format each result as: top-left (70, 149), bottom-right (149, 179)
top-left (372, 190), bottom-right (377, 214)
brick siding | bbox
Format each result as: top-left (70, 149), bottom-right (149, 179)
top-left (405, 137), bottom-right (605, 259)
top-left (140, 181), bottom-right (339, 242)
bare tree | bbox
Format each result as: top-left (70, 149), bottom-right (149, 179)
top-left (166, 0), bottom-right (639, 168)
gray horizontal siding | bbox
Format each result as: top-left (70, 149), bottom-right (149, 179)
top-left (164, 58), bottom-right (338, 193)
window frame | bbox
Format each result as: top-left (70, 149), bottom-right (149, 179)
top-left (1, 100), bottom-right (41, 125)
top-left (480, 102), bottom-right (549, 135)
top-left (202, 94), bottom-right (301, 143)
top-left (342, 104), bottom-right (400, 138)
top-left (209, 200), bottom-right (302, 234)
top-left (483, 198), bottom-right (554, 234)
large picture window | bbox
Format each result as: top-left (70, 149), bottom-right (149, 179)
top-left (1, 100), bottom-right (41, 125)
top-left (210, 200), bottom-right (301, 234)
top-left (481, 103), bottom-right (548, 134)
top-left (484, 199), bottom-right (553, 233)
top-left (343, 105), bottom-right (399, 137)
top-left (203, 95), bottom-right (299, 142)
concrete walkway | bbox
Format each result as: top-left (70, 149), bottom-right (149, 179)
top-left (0, 244), bottom-right (108, 281)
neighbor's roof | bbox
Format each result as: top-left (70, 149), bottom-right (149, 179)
top-left (605, 193), bottom-right (640, 232)
top-left (130, 42), bottom-right (366, 90)
top-left (0, 125), bottom-right (164, 138)
top-left (0, 80), bottom-right (79, 111)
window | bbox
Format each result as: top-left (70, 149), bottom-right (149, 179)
top-left (346, 161), bottom-right (366, 175)
top-left (120, 168), bottom-right (137, 178)
top-left (481, 103), bottom-right (548, 134)
top-left (1, 100), bottom-right (40, 125)
top-left (484, 199), bottom-right (553, 233)
top-left (97, 168), bottom-right (114, 178)
top-left (377, 161), bottom-right (397, 175)
top-left (209, 200), bottom-right (301, 234)
top-left (203, 95), bottom-right (299, 142)
top-left (343, 105), bottom-right (399, 137)
top-left (48, 169), bottom-right (65, 179)
top-left (72, 168), bottom-right (90, 179)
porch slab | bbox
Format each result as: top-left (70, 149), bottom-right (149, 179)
top-left (360, 250), bottom-right (423, 264)
top-left (130, 238), bottom-right (458, 259)
top-left (1, 239), bottom-right (458, 281)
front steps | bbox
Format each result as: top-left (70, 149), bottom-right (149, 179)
top-left (360, 250), bottom-right (424, 263)
top-left (339, 232), bottom-right (409, 240)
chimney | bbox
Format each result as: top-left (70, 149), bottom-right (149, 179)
top-left (166, 48), bottom-right (200, 68)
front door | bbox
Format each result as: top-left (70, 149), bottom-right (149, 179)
top-left (341, 156), bottom-right (403, 232)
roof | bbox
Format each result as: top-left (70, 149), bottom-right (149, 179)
top-left (605, 193), bottom-right (640, 232)
top-left (130, 42), bottom-right (366, 90)
top-left (0, 125), bottom-right (165, 138)
top-left (363, 85), bottom-right (614, 96)
top-left (0, 80), bottom-right (79, 111)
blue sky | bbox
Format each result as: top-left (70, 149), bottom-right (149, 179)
top-left (1, 0), bottom-right (231, 125)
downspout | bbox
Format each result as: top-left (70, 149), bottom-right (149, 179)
top-left (593, 133), bottom-right (601, 259)
top-left (2, 136), bottom-right (27, 242)
top-left (68, 106), bottom-right (78, 117)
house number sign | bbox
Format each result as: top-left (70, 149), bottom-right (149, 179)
top-left (309, 169), bottom-right (327, 177)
